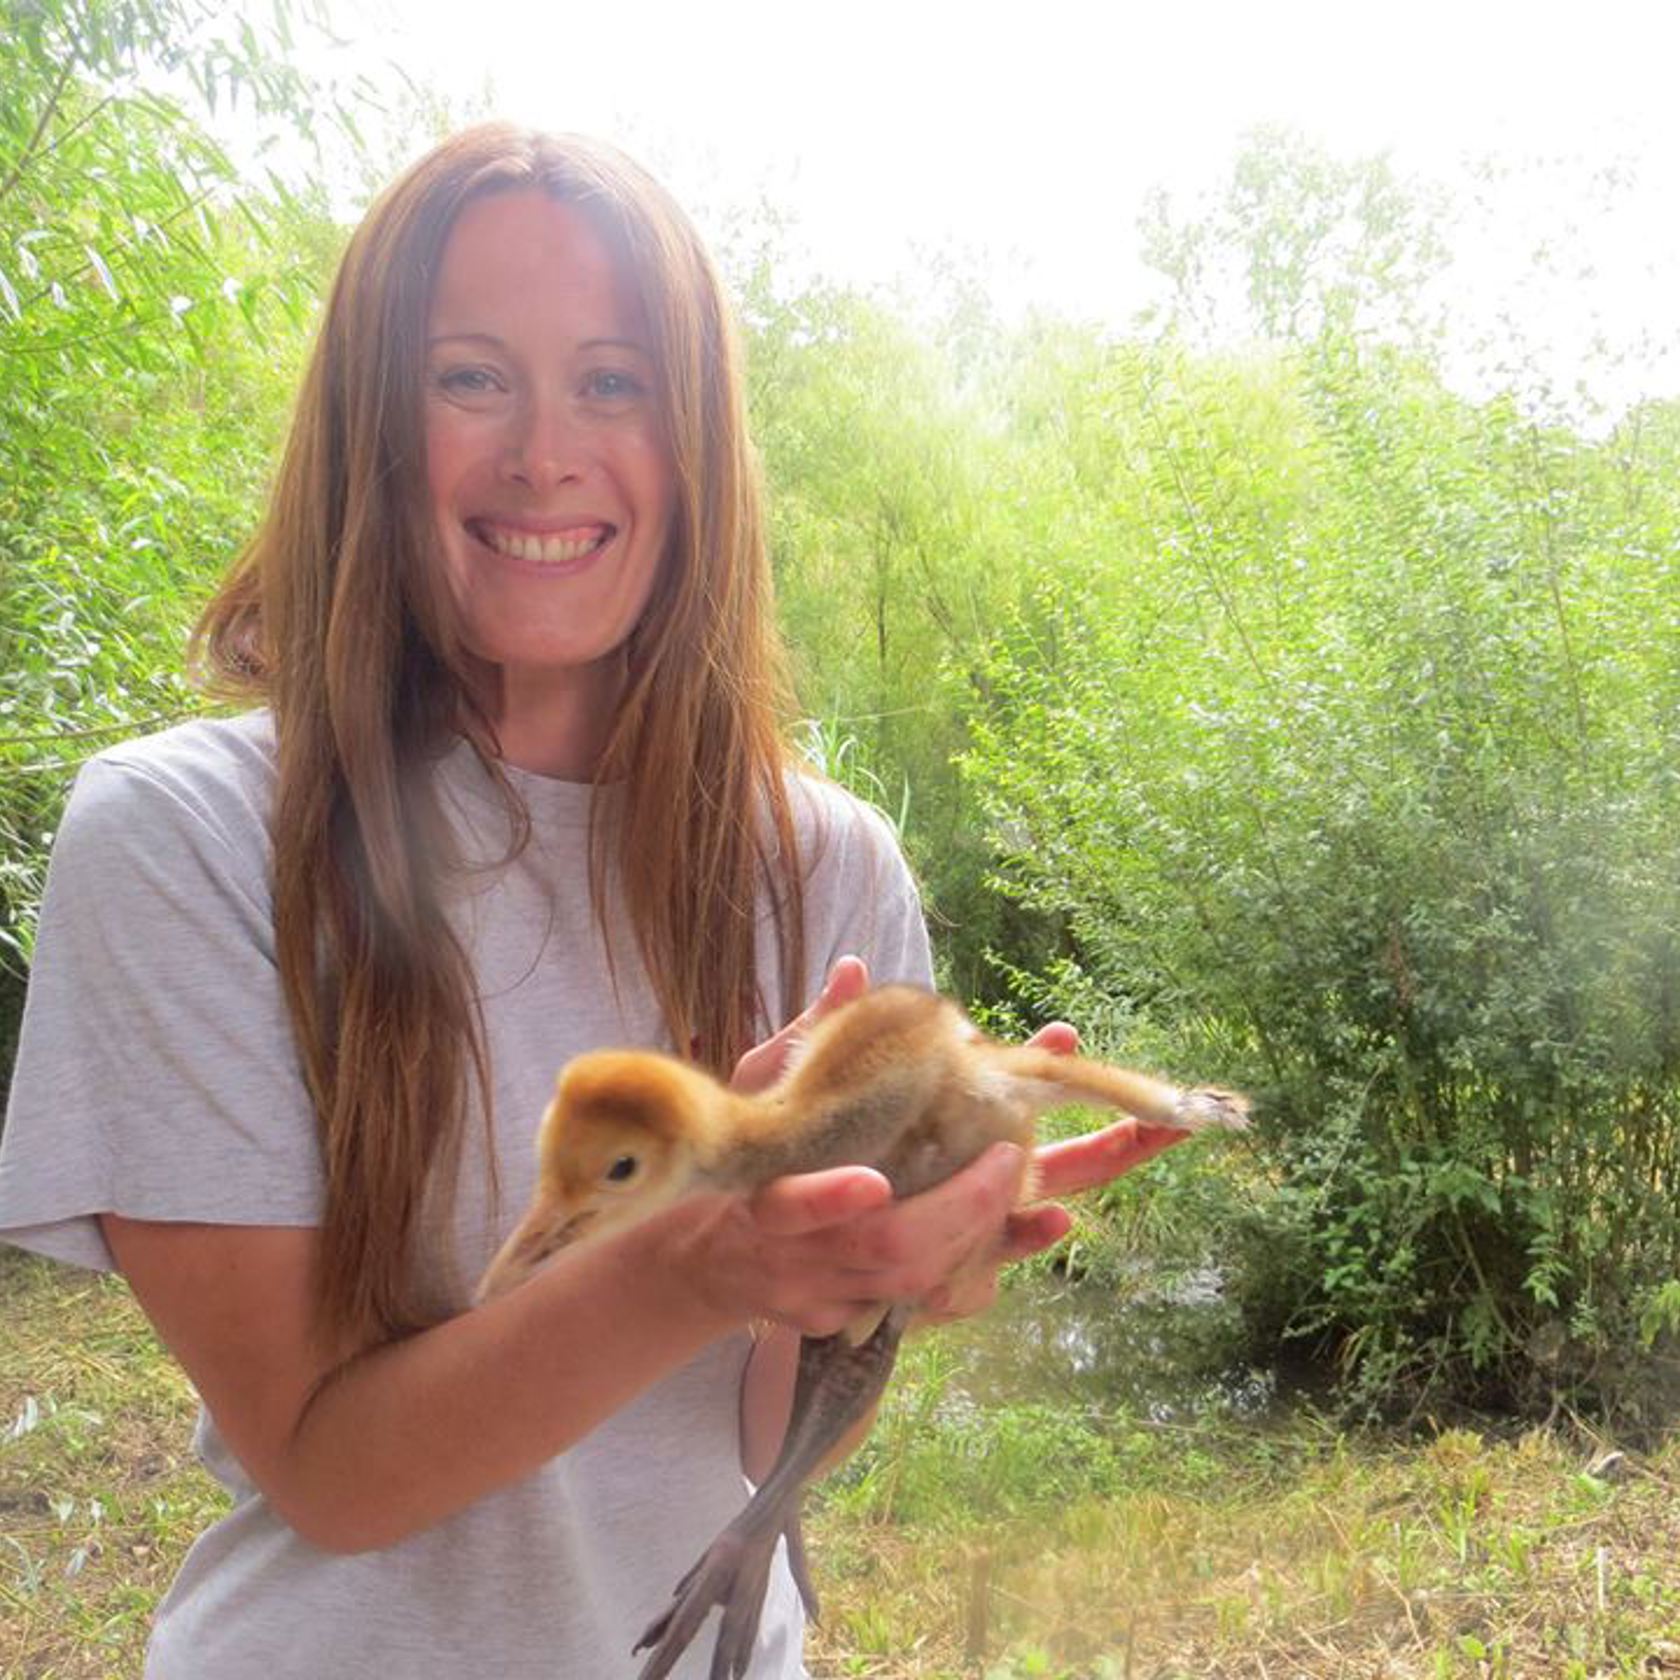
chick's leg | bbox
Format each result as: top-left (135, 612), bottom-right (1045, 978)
top-left (635, 1306), bottom-right (911, 1680)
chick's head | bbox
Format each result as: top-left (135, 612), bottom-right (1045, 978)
top-left (477, 1050), bottom-right (718, 1301)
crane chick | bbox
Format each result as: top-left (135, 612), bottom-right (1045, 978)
top-left (478, 984), bottom-right (1248, 1679)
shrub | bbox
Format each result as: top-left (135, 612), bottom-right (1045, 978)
top-left (962, 340), bottom-right (1680, 1417)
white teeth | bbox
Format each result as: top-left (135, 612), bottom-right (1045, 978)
top-left (481, 524), bottom-right (608, 563)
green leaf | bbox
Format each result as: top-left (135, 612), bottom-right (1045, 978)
top-left (83, 245), bottom-right (118, 299)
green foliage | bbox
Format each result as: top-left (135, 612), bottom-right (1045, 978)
top-left (792, 712), bottom-right (910, 840)
top-left (1140, 124), bottom-right (1450, 349)
top-left (740, 137), bottom-right (1680, 1415)
top-left (961, 333), bottom-right (1680, 1416)
top-left (742, 271), bottom-right (1082, 1000)
top-left (0, 0), bottom-right (353, 1064)
top-left (820, 1334), bottom-right (1221, 1528)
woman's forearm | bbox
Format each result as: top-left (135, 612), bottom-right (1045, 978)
top-left (105, 1203), bottom-right (741, 1554)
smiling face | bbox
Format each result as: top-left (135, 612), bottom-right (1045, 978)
top-left (424, 189), bottom-right (674, 773)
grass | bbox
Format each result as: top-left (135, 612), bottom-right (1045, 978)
top-left (5, 1249), bottom-right (1679, 1679)
top-left (804, 1340), bottom-right (1680, 1679)
top-left (0, 1252), bottom-right (229, 1680)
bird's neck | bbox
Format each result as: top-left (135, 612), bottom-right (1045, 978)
top-left (691, 1093), bottom-right (823, 1192)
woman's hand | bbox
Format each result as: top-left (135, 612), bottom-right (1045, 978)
top-left (727, 964), bottom-right (1190, 1475)
top-left (707, 957), bottom-right (1022, 1335)
top-left (915, 1026), bottom-right (1191, 1323)
top-left (711, 961), bottom-right (1188, 1334)
top-left (729, 953), bottom-right (870, 1094)
top-left (665, 1141), bottom-right (1023, 1339)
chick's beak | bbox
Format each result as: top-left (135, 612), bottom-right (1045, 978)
top-left (476, 1200), bottom-right (593, 1303)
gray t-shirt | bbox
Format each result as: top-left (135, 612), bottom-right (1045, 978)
top-left (0, 710), bottom-right (933, 1679)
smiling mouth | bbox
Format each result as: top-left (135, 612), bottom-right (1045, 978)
top-left (470, 520), bottom-right (615, 564)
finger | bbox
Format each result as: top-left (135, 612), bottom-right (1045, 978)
top-left (996, 1202), bottom-right (1075, 1263)
top-left (918, 1197), bottom-right (1074, 1319)
top-left (1031, 1119), bottom-right (1187, 1201)
top-left (909, 1141), bottom-right (1025, 1243)
top-left (1023, 1021), bottom-right (1079, 1055)
top-left (846, 1141), bottom-right (1024, 1287)
top-left (919, 1271), bottom-right (999, 1322)
top-left (916, 1211), bottom-right (1071, 1317)
top-left (731, 956), bottom-right (871, 1093)
top-left (775, 1297), bottom-right (890, 1339)
top-left (819, 954), bottom-right (871, 1008)
top-left (748, 1163), bottom-right (892, 1236)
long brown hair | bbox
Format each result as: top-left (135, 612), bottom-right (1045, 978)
top-left (194, 126), bottom-right (805, 1346)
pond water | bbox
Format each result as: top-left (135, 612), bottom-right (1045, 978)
top-left (933, 1262), bottom-right (1295, 1420)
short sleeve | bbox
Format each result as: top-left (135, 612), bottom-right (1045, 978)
top-left (0, 737), bottom-right (323, 1270)
top-left (791, 777), bottom-right (935, 1000)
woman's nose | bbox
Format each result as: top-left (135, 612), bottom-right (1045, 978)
top-left (501, 393), bottom-right (586, 490)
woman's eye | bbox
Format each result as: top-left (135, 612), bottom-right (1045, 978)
top-left (436, 366), bottom-right (503, 397)
top-left (585, 368), bottom-right (645, 402)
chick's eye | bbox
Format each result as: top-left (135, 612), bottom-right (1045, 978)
top-left (604, 1155), bottom-right (638, 1183)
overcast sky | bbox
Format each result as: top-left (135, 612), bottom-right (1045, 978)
top-left (313, 0), bottom-right (1680, 420)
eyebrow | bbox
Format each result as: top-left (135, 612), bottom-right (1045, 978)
top-left (426, 332), bottom-right (653, 356)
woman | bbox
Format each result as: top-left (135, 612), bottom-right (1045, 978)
top-left (0, 126), bottom-right (1180, 1677)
